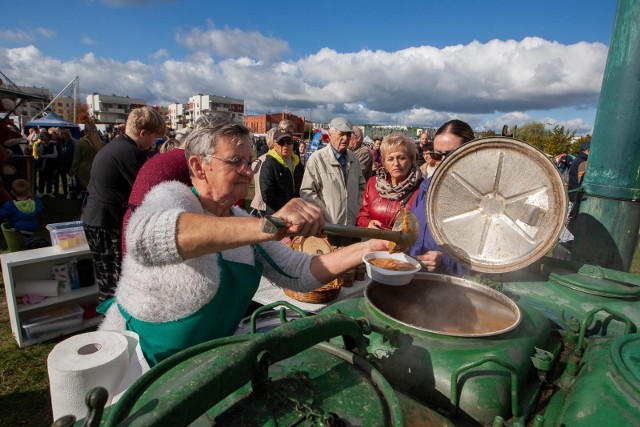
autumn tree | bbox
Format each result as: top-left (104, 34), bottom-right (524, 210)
top-left (477, 129), bottom-right (497, 138)
top-left (513, 122), bottom-right (546, 151)
top-left (76, 103), bottom-right (90, 124)
top-left (542, 125), bottom-right (575, 156)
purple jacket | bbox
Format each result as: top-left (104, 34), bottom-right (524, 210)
top-left (408, 178), bottom-right (466, 276)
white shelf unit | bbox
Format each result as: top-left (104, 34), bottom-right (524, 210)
top-left (1, 244), bottom-right (103, 347)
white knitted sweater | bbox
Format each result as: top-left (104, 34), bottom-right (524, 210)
top-left (100, 181), bottom-right (322, 331)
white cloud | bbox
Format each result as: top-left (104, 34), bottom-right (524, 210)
top-left (1, 35), bottom-right (607, 134)
top-left (0, 29), bottom-right (33, 42)
top-left (0, 28), bottom-right (54, 42)
top-left (150, 49), bottom-right (168, 59)
top-left (175, 25), bottom-right (290, 62)
top-left (82, 36), bottom-right (97, 45)
top-left (35, 28), bottom-right (55, 39)
top-left (100, 0), bottom-right (174, 6)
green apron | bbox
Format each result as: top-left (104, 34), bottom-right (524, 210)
top-left (97, 187), bottom-right (300, 366)
top-left (98, 249), bottom-right (264, 366)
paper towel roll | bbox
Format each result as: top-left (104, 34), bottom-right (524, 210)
top-left (48, 331), bottom-right (129, 421)
top-left (15, 279), bottom-right (60, 297)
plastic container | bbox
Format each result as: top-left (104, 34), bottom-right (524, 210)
top-left (362, 251), bottom-right (421, 286)
top-left (46, 221), bottom-right (87, 250)
top-left (21, 304), bottom-right (84, 340)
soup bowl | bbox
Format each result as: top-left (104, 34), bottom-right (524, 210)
top-left (362, 251), bottom-right (421, 286)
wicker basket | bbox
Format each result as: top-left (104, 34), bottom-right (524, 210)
top-left (283, 277), bottom-right (343, 304)
top-left (284, 236), bottom-right (342, 303)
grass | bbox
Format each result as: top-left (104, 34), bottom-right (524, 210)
top-left (0, 185), bottom-right (639, 426)
top-left (0, 195), bottom-right (81, 427)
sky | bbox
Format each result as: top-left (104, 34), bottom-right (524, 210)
top-left (0, 0), bottom-right (619, 135)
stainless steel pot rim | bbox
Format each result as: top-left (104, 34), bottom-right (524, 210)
top-left (364, 273), bottom-right (522, 337)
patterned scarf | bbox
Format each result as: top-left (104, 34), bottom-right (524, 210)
top-left (375, 166), bottom-right (423, 201)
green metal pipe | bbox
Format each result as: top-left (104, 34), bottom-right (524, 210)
top-left (572, 0), bottom-right (640, 270)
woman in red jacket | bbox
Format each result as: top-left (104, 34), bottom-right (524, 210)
top-left (357, 133), bottom-right (423, 230)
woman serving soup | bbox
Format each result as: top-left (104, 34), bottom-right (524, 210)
top-left (99, 114), bottom-right (388, 366)
top-left (356, 133), bottom-right (423, 231)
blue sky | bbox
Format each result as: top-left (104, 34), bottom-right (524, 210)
top-left (0, 0), bottom-right (618, 134)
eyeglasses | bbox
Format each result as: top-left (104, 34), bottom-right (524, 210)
top-left (276, 138), bottom-right (294, 146)
top-left (426, 150), bottom-right (453, 161)
top-left (207, 155), bottom-right (262, 175)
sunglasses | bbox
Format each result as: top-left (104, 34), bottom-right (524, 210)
top-left (426, 150), bottom-right (453, 161)
top-left (276, 138), bottom-right (294, 145)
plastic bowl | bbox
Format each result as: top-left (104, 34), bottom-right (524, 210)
top-left (362, 251), bottom-right (421, 286)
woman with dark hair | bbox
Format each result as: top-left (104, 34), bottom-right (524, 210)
top-left (408, 119), bottom-right (474, 276)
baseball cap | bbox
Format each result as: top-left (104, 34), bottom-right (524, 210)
top-left (273, 128), bottom-right (293, 142)
top-left (580, 140), bottom-right (591, 151)
top-left (329, 117), bottom-right (353, 133)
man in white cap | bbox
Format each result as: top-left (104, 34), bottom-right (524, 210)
top-left (300, 116), bottom-right (365, 246)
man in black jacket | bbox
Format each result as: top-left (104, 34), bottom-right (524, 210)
top-left (260, 129), bottom-right (304, 214)
top-left (82, 107), bottom-right (165, 301)
top-left (568, 140), bottom-right (590, 203)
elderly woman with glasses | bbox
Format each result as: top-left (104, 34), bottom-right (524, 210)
top-left (408, 119), bottom-right (475, 275)
top-left (98, 114), bottom-right (388, 366)
top-left (260, 128), bottom-right (304, 214)
top-left (356, 133), bottom-right (423, 230)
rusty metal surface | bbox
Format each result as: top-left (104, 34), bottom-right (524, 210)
top-left (365, 273), bottom-right (521, 337)
top-left (427, 137), bottom-right (567, 273)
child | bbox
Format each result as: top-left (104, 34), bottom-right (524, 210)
top-left (0, 179), bottom-right (43, 232)
top-left (0, 179), bottom-right (49, 249)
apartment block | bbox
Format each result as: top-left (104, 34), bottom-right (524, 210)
top-left (167, 102), bottom-right (186, 129)
top-left (52, 96), bottom-right (78, 123)
top-left (12, 86), bottom-right (52, 126)
top-left (185, 94), bottom-right (244, 125)
top-left (86, 93), bottom-right (146, 124)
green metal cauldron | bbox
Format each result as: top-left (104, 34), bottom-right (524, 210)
top-left (321, 273), bottom-right (555, 426)
top-left (542, 333), bottom-right (640, 426)
top-left (60, 313), bottom-right (454, 427)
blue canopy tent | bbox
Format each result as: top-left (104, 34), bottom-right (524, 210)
top-left (25, 113), bottom-right (81, 138)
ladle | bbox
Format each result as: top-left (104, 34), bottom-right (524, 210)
top-left (262, 208), bottom-right (418, 253)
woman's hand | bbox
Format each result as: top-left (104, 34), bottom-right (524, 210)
top-left (367, 220), bottom-right (383, 229)
top-left (365, 239), bottom-right (389, 252)
top-left (415, 251), bottom-right (443, 272)
top-left (272, 198), bottom-right (325, 239)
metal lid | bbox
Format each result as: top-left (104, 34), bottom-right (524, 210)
top-left (427, 137), bottom-right (567, 273)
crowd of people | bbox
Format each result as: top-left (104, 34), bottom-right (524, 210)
top-left (91, 110), bottom-right (475, 365)
top-left (2, 106), bottom-right (533, 365)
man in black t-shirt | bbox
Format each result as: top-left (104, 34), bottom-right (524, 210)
top-left (82, 107), bottom-right (166, 301)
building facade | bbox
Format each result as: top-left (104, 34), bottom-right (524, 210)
top-left (184, 94), bottom-right (244, 126)
top-left (167, 102), bottom-right (186, 129)
top-left (86, 93), bottom-right (147, 124)
top-left (12, 86), bottom-right (52, 127)
top-left (244, 112), bottom-right (306, 136)
top-left (52, 96), bottom-right (77, 123)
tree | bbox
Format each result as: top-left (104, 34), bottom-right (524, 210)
top-left (75, 103), bottom-right (90, 124)
top-left (513, 122), bottom-right (546, 151)
top-left (542, 125), bottom-right (575, 156)
top-left (477, 129), bottom-right (497, 138)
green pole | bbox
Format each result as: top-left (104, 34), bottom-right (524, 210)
top-left (571, 0), bottom-right (640, 271)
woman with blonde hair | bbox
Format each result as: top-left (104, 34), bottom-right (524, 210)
top-left (356, 132), bottom-right (423, 230)
top-left (69, 120), bottom-right (105, 195)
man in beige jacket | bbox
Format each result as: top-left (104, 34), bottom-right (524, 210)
top-left (300, 117), bottom-right (365, 246)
